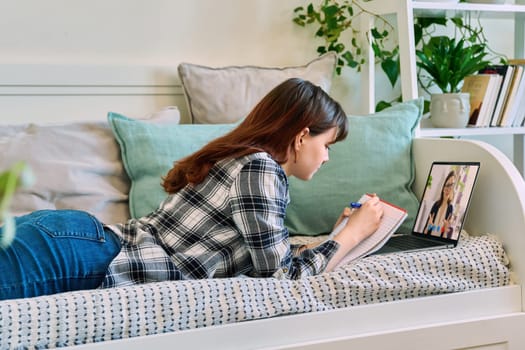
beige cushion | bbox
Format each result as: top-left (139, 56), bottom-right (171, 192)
top-left (177, 52), bottom-right (337, 123)
top-left (0, 107), bottom-right (181, 224)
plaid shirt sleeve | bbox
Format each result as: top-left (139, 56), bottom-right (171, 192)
top-left (229, 156), bottom-right (339, 280)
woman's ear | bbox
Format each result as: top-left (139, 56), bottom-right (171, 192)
top-left (294, 127), bottom-right (310, 150)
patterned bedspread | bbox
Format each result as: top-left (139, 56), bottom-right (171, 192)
top-left (0, 232), bottom-right (510, 349)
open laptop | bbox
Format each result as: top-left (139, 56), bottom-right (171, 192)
top-left (373, 161), bottom-right (480, 255)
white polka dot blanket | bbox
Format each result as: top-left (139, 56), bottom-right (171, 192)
top-left (0, 232), bottom-right (510, 349)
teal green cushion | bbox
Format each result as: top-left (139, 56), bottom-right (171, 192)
top-left (108, 112), bottom-right (235, 218)
top-left (284, 98), bottom-right (423, 235)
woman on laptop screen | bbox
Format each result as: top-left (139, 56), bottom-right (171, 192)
top-left (426, 170), bottom-right (456, 237)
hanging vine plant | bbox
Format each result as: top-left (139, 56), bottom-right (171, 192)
top-left (293, 1), bottom-right (506, 111)
top-left (293, 0), bottom-right (398, 86)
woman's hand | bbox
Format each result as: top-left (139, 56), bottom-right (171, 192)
top-left (325, 195), bottom-right (383, 271)
top-left (345, 195), bottom-right (383, 242)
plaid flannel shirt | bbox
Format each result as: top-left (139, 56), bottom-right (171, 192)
top-left (102, 152), bottom-right (339, 288)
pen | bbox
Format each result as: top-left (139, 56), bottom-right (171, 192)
top-left (350, 202), bottom-right (362, 209)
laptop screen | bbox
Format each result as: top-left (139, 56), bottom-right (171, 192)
top-left (412, 161), bottom-right (480, 243)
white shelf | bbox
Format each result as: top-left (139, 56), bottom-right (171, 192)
top-left (419, 118), bottom-right (525, 136)
top-left (412, 2), bottom-right (525, 17)
top-left (362, 0), bottom-right (525, 175)
top-left (420, 126), bottom-right (525, 137)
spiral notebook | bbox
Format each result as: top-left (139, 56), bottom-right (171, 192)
top-left (329, 193), bottom-right (408, 268)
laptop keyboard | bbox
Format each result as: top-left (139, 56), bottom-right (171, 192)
top-left (387, 234), bottom-right (444, 250)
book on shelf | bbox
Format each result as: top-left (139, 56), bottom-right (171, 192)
top-left (508, 59), bottom-right (525, 127)
top-left (498, 63), bottom-right (525, 127)
top-left (483, 75), bottom-right (502, 127)
top-left (328, 193), bottom-right (407, 268)
top-left (478, 65), bottom-right (515, 127)
top-left (512, 94), bottom-right (525, 127)
top-left (461, 74), bottom-right (501, 127)
top-left (508, 58), bottom-right (525, 65)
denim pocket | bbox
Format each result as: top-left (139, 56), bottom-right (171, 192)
top-left (34, 209), bottom-right (106, 242)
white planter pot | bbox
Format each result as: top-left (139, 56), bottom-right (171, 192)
top-left (430, 93), bottom-right (471, 128)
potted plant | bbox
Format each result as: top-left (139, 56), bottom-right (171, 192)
top-left (416, 35), bottom-right (491, 127)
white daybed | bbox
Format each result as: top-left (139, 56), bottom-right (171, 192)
top-left (79, 138), bottom-right (525, 350)
top-left (0, 64), bottom-right (524, 349)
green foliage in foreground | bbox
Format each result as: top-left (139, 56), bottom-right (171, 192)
top-left (0, 162), bottom-right (34, 248)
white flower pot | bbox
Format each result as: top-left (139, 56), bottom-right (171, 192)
top-left (430, 93), bottom-right (471, 128)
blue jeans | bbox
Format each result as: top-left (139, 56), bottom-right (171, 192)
top-left (0, 209), bottom-right (121, 300)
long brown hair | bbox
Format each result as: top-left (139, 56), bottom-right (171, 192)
top-left (162, 78), bottom-right (348, 193)
top-left (438, 170), bottom-right (456, 206)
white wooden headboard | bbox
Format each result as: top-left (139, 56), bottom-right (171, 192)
top-left (0, 64), bottom-right (190, 124)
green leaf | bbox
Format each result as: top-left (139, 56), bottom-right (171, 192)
top-left (371, 42), bottom-right (382, 57)
top-left (450, 17), bottom-right (463, 27)
top-left (0, 213), bottom-right (15, 248)
top-left (414, 25), bottom-right (423, 45)
top-left (423, 99), bottom-right (431, 114)
top-left (0, 161), bottom-right (34, 248)
top-left (341, 50), bottom-right (359, 68)
top-left (293, 18), bottom-right (305, 26)
top-left (307, 3), bottom-right (314, 15)
top-left (375, 100), bottom-right (393, 112)
top-left (322, 4), bottom-right (339, 17)
top-left (417, 17), bottom-right (447, 29)
top-left (371, 28), bottom-right (381, 39)
top-left (381, 58), bottom-right (400, 87)
top-left (371, 28), bottom-right (388, 40)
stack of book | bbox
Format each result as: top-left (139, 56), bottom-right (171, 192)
top-left (461, 59), bottom-right (525, 128)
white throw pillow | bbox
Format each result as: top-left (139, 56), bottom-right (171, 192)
top-left (177, 52), bottom-right (337, 124)
top-left (0, 107), bottom-right (181, 224)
